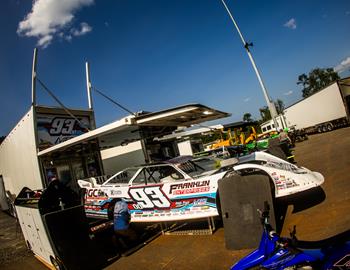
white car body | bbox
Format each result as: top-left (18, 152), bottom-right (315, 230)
top-left (78, 152), bottom-right (324, 222)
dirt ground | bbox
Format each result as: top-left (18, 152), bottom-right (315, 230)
top-left (281, 127), bottom-right (350, 239)
top-left (0, 211), bottom-right (33, 267)
top-left (1, 127), bottom-right (349, 270)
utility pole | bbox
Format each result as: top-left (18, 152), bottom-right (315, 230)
top-left (220, 0), bottom-right (278, 128)
top-left (31, 48), bottom-right (38, 106)
top-left (85, 62), bottom-right (93, 110)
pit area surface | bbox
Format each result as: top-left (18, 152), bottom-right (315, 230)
top-left (1, 127), bottom-right (349, 270)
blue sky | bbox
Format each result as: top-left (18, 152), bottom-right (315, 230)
top-left (1, 0), bottom-right (350, 136)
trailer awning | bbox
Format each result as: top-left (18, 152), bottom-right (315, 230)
top-left (37, 104), bottom-right (230, 157)
top-left (134, 104), bottom-right (229, 127)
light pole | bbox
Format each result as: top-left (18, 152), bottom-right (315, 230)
top-left (220, 0), bottom-right (278, 128)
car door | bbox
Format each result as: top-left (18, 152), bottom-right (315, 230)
top-left (128, 164), bottom-right (219, 222)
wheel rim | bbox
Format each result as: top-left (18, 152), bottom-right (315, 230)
top-left (50, 256), bottom-right (63, 270)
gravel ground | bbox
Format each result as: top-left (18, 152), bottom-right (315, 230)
top-left (1, 127), bottom-right (349, 270)
top-left (0, 211), bottom-right (33, 266)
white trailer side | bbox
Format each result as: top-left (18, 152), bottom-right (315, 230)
top-left (0, 107), bottom-right (43, 196)
top-left (283, 82), bottom-right (348, 132)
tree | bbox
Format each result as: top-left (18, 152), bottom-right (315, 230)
top-left (259, 99), bottom-right (285, 122)
top-left (243, 113), bottom-right (253, 122)
top-left (275, 99), bottom-right (285, 114)
top-left (297, 68), bottom-right (340, 98)
top-left (259, 106), bottom-right (271, 122)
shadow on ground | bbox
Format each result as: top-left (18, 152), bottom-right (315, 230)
top-left (274, 186), bottom-right (326, 233)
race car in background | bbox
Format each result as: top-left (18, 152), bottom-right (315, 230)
top-left (78, 152), bottom-right (324, 222)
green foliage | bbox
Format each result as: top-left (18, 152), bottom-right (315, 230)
top-left (259, 99), bottom-right (285, 122)
top-left (275, 99), bottom-right (285, 114)
top-left (297, 68), bottom-right (340, 98)
top-left (259, 106), bottom-right (271, 122)
top-left (243, 113), bottom-right (253, 122)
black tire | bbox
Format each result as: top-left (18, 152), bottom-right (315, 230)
top-left (107, 200), bottom-right (116, 220)
top-left (26, 240), bottom-right (32, 251)
top-left (50, 256), bottom-right (65, 270)
top-left (326, 123), bottom-right (333, 131)
top-left (215, 192), bottom-right (222, 219)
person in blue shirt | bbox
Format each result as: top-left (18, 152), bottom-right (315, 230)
top-left (113, 198), bottom-right (137, 248)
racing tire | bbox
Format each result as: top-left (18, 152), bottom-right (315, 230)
top-left (50, 256), bottom-right (65, 270)
top-left (107, 200), bottom-right (116, 220)
top-left (215, 193), bottom-right (222, 220)
top-left (295, 136), bottom-right (302, 142)
top-left (326, 123), bottom-right (333, 131)
top-left (26, 240), bottom-right (32, 251)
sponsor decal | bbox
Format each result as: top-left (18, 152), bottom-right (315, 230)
top-left (266, 161), bottom-right (298, 172)
top-left (175, 200), bottom-right (190, 207)
top-left (86, 188), bottom-right (107, 199)
top-left (276, 177), bottom-right (299, 190)
top-left (110, 190), bottom-right (122, 196)
top-left (169, 180), bottom-right (210, 195)
top-left (193, 198), bottom-right (207, 205)
top-left (37, 114), bottom-right (90, 150)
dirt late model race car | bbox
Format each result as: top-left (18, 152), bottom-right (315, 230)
top-left (78, 152), bottom-right (324, 222)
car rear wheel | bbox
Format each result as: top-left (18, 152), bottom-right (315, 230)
top-left (107, 200), bottom-right (116, 220)
top-left (50, 256), bottom-right (65, 270)
top-left (215, 192), bottom-right (222, 220)
top-left (326, 123), bottom-right (333, 131)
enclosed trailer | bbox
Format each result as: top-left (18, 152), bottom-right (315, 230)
top-left (260, 78), bottom-right (350, 134)
top-left (283, 81), bottom-right (349, 133)
top-left (0, 105), bottom-right (97, 214)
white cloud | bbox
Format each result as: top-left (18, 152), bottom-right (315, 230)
top-left (71, 22), bottom-right (92, 36)
top-left (284, 18), bottom-right (297, 30)
top-left (334, 57), bottom-right (350, 73)
top-left (17, 0), bottom-right (94, 48)
top-left (283, 90), bottom-right (293, 96)
top-left (243, 97), bottom-right (251, 102)
top-left (37, 35), bottom-right (53, 49)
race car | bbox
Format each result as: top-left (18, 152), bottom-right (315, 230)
top-left (78, 152), bottom-right (324, 222)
